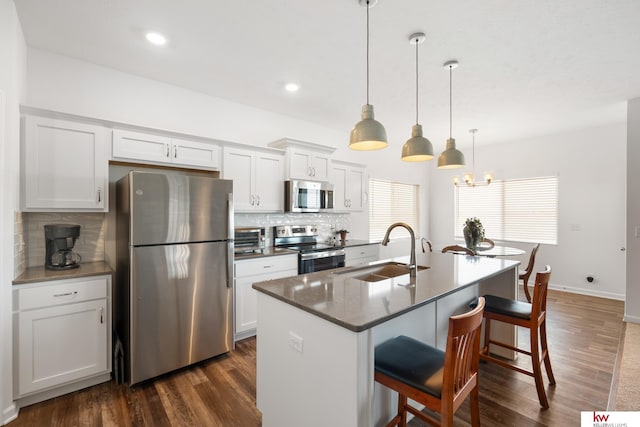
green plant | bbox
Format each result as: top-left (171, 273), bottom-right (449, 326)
top-left (464, 217), bottom-right (485, 240)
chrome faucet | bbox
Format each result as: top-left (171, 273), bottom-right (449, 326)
top-left (381, 222), bottom-right (417, 277)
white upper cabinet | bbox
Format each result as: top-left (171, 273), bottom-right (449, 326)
top-left (288, 148), bottom-right (331, 181)
top-left (268, 138), bottom-right (335, 181)
top-left (331, 160), bottom-right (368, 212)
top-left (22, 115), bottom-right (108, 211)
top-left (112, 129), bottom-right (220, 170)
top-left (222, 146), bottom-right (284, 212)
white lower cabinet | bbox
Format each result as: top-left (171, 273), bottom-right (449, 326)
top-left (344, 244), bottom-right (380, 267)
top-left (13, 275), bottom-right (112, 404)
top-left (234, 254), bottom-right (297, 340)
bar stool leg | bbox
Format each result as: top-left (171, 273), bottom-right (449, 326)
top-left (470, 385), bottom-right (481, 427)
top-left (530, 326), bottom-right (549, 408)
top-left (540, 318), bottom-right (556, 385)
top-left (482, 317), bottom-right (492, 354)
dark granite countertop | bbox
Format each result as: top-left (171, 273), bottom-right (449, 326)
top-left (234, 247), bottom-right (298, 261)
top-left (13, 261), bottom-right (113, 285)
top-left (252, 252), bottom-right (519, 332)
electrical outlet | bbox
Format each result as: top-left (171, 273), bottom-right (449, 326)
top-left (288, 331), bottom-right (303, 353)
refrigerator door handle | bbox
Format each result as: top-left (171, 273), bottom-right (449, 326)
top-left (227, 192), bottom-right (234, 240)
top-left (227, 192), bottom-right (234, 289)
top-left (227, 241), bottom-right (234, 288)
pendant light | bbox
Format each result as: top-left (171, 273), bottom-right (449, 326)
top-left (437, 60), bottom-right (465, 169)
top-left (349, 0), bottom-right (388, 151)
top-left (401, 32), bottom-right (434, 162)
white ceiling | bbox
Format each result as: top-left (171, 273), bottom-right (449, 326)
top-left (13, 0), bottom-right (640, 148)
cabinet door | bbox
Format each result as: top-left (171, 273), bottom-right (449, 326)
top-left (223, 148), bottom-right (256, 211)
top-left (112, 129), bottom-right (171, 163)
top-left (288, 149), bottom-right (331, 180)
top-left (235, 276), bottom-right (258, 334)
top-left (254, 152), bottom-right (284, 212)
top-left (171, 138), bottom-right (221, 169)
top-left (331, 165), bottom-right (349, 212)
top-left (347, 167), bottom-right (366, 211)
top-left (234, 255), bottom-right (298, 338)
top-left (23, 116), bottom-right (108, 211)
top-left (289, 149), bottom-right (312, 179)
top-left (311, 153), bottom-right (331, 181)
top-left (18, 299), bottom-right (108, 396)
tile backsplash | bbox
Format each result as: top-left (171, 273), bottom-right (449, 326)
top-left (235, 212), bottom-right (352, 245)
top-left (15, 209), bottom-right (352, 275)
top-left (21, 212), bottom-right (106, 269)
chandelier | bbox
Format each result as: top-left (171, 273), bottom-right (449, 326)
top-left (453, 129), bottom-right (494, 186)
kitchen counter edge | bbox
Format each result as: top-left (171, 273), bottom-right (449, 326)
top-left (234, 247), bottom-right (298, 261)
top-left (13, 261), bottom-right (113, 285)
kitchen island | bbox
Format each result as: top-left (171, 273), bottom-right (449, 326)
top-left (252, 252), bottom-right (519, 427)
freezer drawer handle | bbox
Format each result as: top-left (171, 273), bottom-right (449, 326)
top-left (53, 291), bottom-right (78, 297)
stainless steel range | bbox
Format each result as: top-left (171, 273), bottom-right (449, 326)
top-left (273, 225), bottom-right (345, 274)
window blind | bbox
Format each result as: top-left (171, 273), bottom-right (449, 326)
top-left (369, 179), bottom-right (419, 241)
top-left (455, 176), bottom-right (557, 244)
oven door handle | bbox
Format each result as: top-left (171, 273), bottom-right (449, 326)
top-left (299, 249), bottom-right (346, 261)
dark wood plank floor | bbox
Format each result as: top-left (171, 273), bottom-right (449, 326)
top-left (9, 289), bottom-right (623, 427)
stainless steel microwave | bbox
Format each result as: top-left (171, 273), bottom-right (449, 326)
top-left (284, 180), bottom-right (334, 213)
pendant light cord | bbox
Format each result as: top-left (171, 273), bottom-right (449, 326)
top-left (415, 38), bottom-right (419, 124)
top-left (366, 0), bottom-right (370, 105)
top-left (449, 65), bottom-right (452, 139)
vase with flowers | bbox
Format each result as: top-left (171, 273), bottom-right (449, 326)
top-left (463, 217), bottom-right (485, 252)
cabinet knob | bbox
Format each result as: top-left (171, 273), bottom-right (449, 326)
top-left (166, 144), bottom-right (170, 158)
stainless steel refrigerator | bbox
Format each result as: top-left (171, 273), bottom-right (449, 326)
top-left (115, 171), bottom-right (233, 385)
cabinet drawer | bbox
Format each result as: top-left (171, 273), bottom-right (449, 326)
top-left (345, 245), bottom-right (379, 260)
top-left (17, 277), bottom-right (108, 311)
top-left (235, 254), bottom-right (298, 278)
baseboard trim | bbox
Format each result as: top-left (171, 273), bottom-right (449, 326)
top-left (548, 283), bottom-right (625, 301)
top-left (16, 373), bottom-right (111, 409)
top-left (622, 314), bottom-right (640, 323)
top-left (2, 402), bottom-right (18, 426)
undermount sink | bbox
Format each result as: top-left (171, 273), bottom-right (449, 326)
top-left (334, 262), bottom-right (429, 282)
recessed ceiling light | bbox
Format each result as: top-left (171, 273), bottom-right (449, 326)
top-left (146, 32), bottom-right (167, 46)
top-left (285, 83), bottom-right (300, 93)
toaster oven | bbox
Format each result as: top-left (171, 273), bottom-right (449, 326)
top-left (234, 227), bottom-right (266, 254)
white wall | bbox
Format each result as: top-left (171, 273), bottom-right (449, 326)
top-left (0, 0), bottom-right (26, 423)
top-left (429, 124), bottom-right (627, 299)
top-left (626, 98), bottom-right (640, 322)
top-left (25, 48), bottom-right (430, 244)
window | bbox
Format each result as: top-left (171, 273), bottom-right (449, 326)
top-left (369, 179), bottom-right (419, 241)
top-left (454, 176), bottom-right (558, 244)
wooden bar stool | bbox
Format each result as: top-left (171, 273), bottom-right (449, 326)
top-left (374, 298), bottom-right (485, 427)
top-left (441, 245), bottom-right (475, 256)
top-left (479, 265), bottom-right (555, 408)
top-left (519, 243), bottom-right (540, 302)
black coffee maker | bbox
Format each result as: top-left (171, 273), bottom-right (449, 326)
top-left (44, 224), bottom-right (82, 270)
